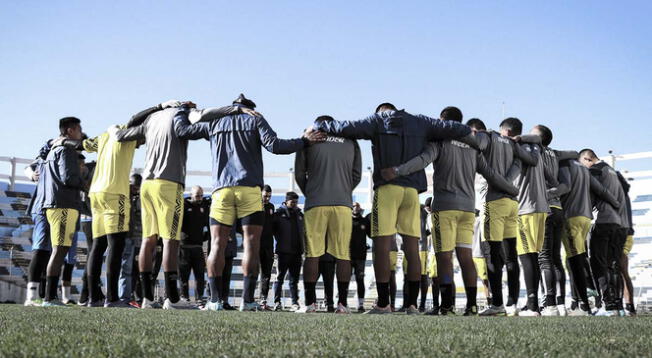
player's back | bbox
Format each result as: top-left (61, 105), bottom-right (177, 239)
top-left (142, 108), bottom-right (188, 185)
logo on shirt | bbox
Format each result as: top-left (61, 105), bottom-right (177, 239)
top-left (326, 136), bottom-right (345, 143)
top-left (451, 140), bottom-right (470, 149)
top-left (361, 225), bottom-right (366, 230)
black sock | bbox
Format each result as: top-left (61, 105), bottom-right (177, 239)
top-left (304, 282), bottom-right (317, 306)
top-left (140, 272), bottom-right (154, 301)
top-left (164, 272), bottom-right (180, 303)
top-left (440, 283), bottom-right (453, 309)
top-left (407, 281), bottom-right (419, 308)
top-left (419, 275), bottom-right (429, 308)
top-left (466, 286), bottom-right (477, 308)
top-left (39, 274), bottom-right (47, 299)
top-left (431, 278), bottom-right (440, 307)
top-left (242, 274), bottom-right (257, 303)
top-left (45, 276), bottom-right (59, 301)
top-left (106, 233), bottom-right (126, 302)
top-left (61, 263), bottom-right (74, 282)
top-left (28, 249), bottom-right (50, 282)
top-left (519, 253), bottom-right (540, 312)
top-left (209, 277), bottom-right (222, 303)
top-left (337, 281), bottom-right (349, 306)
top-left (377, 282), bottom-right (390, 307)
top-left (486, 241), bottom-right (504, 307)
top-left (389, 272), bottom-right (396, 307)
top-left (569, 255), bottom-right (590, 305)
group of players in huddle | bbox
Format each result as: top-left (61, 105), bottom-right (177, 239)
top-left (21, 94), bottom-right (636, 316)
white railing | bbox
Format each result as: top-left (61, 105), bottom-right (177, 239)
top-left (2, 151), bottom-right (651, 207)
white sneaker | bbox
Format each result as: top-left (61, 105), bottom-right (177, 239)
top-left (335, 303), bottom-right (351, 314)
top-left (290, 303), bottom-right (300, 312)
top-left (363, 305), bottom-right (393, 315)
top-left (479, 305), bottom-right (506, 316)
top-left (163, 298), bottom-right (196, 310)
top-left (568, 308), bottom-right (590, 316)
top-left (519, 309), bottom-right (541, 317)
top-left (203, 301), bottom-right (223, 311)
top-left (557, 305), bottom-right (568, 317)
top-left (24, 298), bottom-right (43, 307)
top-left (594, 308), bottom-right (617, 317)
top-left (541, 306), bottom-right (560, 317)
top-left (506, 305), bottom-right (519, 316)
top-left (240, 302), bottom-right (262, 312)
top-left (141, 298), bottom-right (162, 309)
top-left (296, 303), bottom-right (318, 313)
top-left (618, 310), bottom-right (626, 317)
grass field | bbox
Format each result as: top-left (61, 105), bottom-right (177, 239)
top-left (0, 305), bottom-right (650, 357)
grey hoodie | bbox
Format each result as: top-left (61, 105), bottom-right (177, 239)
top-left (554, 159), bottom-right (620, 219)
top-left (513, 143), bottom-right (554, 215)
top-left (116, 108), bottom-right (189, 185)
top-left (295, 135), bottom-right (362, 211)
top-left (589, 161), bottom-right (625, 225)
top-left (397, 140), bottom-right (519, 212)
top-left (476, 131), bottom-right (539, 203)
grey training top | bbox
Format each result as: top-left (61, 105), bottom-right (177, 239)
top-left (294, 135), bottom-right (362, 211)
top-left (542, 147), bottom-right (570, 208)
top-left (555, 159), bottom-right (619, 220)
top-left (396, 139), bottom-right (518, 212)
top-left (476, 131), bottom-right (539, 203)
top-left (589, 161), bottom-right (625, 225)
top-left (514, 143), bottom-right (553, 215)
top-left (116, 108), bottom-right (188, 186)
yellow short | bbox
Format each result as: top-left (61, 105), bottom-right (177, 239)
top-left (623, 235), bottom-right (634, 255)
top-left (473, 257), bottom-right (488, 281)
top-left (46, 208), bottom-right (79, 247)
top-left (481, 198), bottom-right (518, 242)
top-left (389, 251), bottom-right (398, 271)
top-left (562, 216), bottom-right (591, 258)
top-left (304, 206), bottom-right (352, 260)
top-left (370, 184), bottom-right (420, 238)
top-left (141, 179), bottom-right (184, 240)
top-left (516, 213), bottom-right (547, 255)
top-left (432, 210), bottom-right (475, 253)
top-left (90, 192), bottom-right (130, 238)
top-left (401, 251), bottom-right (428, 275)
top-left (427, 252), bottom-right (438, 278)
top-left (210, 186), bottom-right (262, 226)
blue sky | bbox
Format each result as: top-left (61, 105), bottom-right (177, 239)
top-left (1, 1), bottom-right (651, 180)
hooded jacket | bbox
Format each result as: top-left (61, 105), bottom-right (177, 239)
top-left (313, 110), bottom-right (472, 193)
top-left (273, 203), bottom-right (305, 255)
top-left (41, 144), bottom-right (83, 210)
top-left (174, 105), bottom-right (307, 192)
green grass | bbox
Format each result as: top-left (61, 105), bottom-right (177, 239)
top-left (0, 305), bottom-right (650, 357)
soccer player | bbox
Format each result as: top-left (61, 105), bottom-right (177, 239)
top-left (174, 94), bottom-right (323, 311)
top-left (82, 108), bottom-right (151, 307)
top-left (259, 185), bottom-right (275, 310)
top-left (555, 155), bottom-right (619, 315)
top-left (474, 118), bottom-right (539, 316)
top-left (179, 186), bottom-right (210, 303)
top-left (314, 103), bottom-right (475, 314)
top-left (579, 149), bottom-right (626, 316)
top-left (40, 117), bottom-right (84, 306)
top-left (272, 192), bottom-right (305, 311)
top-left (350, 202), bottom-right (370, 312)
top-left (531, 125), bottom-right (576, 316)
top-left (295, 115), bottom-right (362, 314)
top-left (383, 107), bottom-right (518, 316)
top-left (113, 100), bottom-right (203, 309)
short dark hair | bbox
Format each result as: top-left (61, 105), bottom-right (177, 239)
top-left (285, 191), bottom-right (299, 201)
top-left (499, 117), bottom-right (523, 136)
top-left (440, 106), bottom-right (463, 123)
top-left (263, 184), bottom-right (272, 193)
top-left (535, 125), bottom-right (553, 146)
top-left (375, 103), bottom-right (397, 113)
top-left (466, 118), bottom-right (486, 131)
top-left (579, 148), bottom-right (599, 160)
top-left (59, 117), bottom-right (81, 136)
top-left (130, 173), bottom-right (142, 185)
top-left (315, 115), bottom-right (334, 122)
